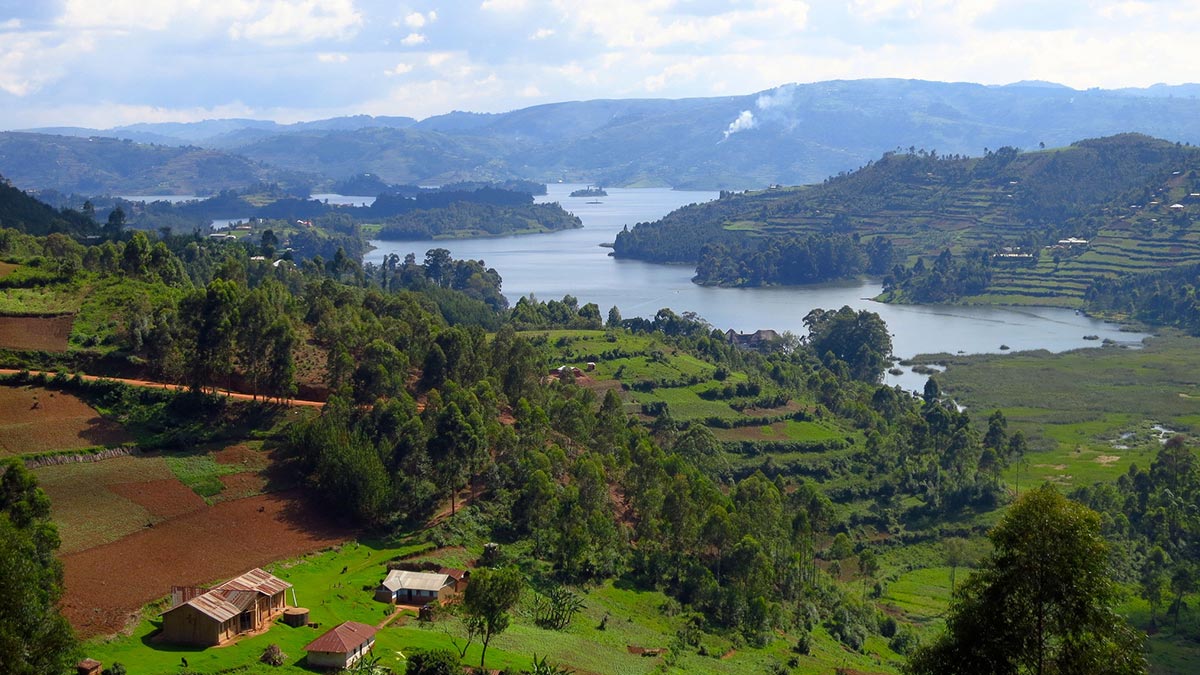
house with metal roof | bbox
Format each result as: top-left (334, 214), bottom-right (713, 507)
top-left (305, 621), bottom-right (377, 670)
top-left (159, 568), bottom-right (292, 646)
top-left (374, 569), bottom-right (455, 604)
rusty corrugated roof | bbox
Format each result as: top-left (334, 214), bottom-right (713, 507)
top-left (304, 621), bottom-right (377, 654)
top-left (438, 567), bottom-right (468, 582)
top-left (217, 589), bottom-right (259, 612)
top-left (161, 568), bottom-right (291, 623)
top-left (170, 592), bottom-right (242, 622)
top-left (214, 568), bottom-right (292, 595)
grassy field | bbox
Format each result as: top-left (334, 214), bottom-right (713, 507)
top-left (164, 449), bottom-right (251, 500)
top-left (920, 333), bottom-right (1200, 489)
top-left (530, 328), bottom-right (828, 435)
top-left (85, 539), bottom-right (430, 674)
top-left (84, 537), bottom-right (916, 675)
top-left (880, 567), bottom-right (953, 626)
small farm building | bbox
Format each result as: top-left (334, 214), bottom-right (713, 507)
top-left (725, 328), bottom-right (781, 349)
top-left (160, 568), bottom-right (292, 646)
top-left (75, 659), bottom-right (103, 675)
top-left (305, 621), bottom-right (377, 670)
top-left (374, 570), bottom-right (455, 604)
top-left (439, 566), bottom-right (470, 592)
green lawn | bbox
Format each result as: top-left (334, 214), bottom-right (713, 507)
top-left (86, 539), bottom-right (433, 674)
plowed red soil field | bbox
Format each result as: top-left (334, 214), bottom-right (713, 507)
top-left (61, 489), bottom-right (353, 638)
top-left (0, 314), bottom-right (73, 351)
top-left (0, 385), bottom-right (131, 455)
top-left (109, 478), bottom-right (207, 520)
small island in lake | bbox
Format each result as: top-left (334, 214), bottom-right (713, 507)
top-left (570, 185), bottom-right (608, 197)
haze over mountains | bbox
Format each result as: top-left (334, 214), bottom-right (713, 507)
top-left (8, 78), bottom-right (1200, 194)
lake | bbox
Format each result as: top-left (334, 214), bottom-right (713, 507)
top-left (365, 184), bottom-right (1148, 391)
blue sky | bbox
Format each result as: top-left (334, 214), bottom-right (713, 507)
top-left (0, 0), bottom-right (1195, 129)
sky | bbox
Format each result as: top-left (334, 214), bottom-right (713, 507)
top-left (0, 0), bottom-right (1197, 130)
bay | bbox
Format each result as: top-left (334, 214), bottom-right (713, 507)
top-left (366, 184), bottom-right (1148, 391)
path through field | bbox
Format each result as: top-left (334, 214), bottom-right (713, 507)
top-left (0, 369), bottom-right (327, 407)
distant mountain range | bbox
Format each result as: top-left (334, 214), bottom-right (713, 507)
top-left (0, 132), bottom-right (315, 195)
top-left (10, 78), bottom-right (1200, 193)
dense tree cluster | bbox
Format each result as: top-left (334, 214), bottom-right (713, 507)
top-left (883, 248), bottom-right (994, 303)
top-left (1074, 437), bottom-right (1200, 632)
top-left (0, 460), bottom-right (76, 675)
top-left (376, 202), bottom-right (580, 240)
top-left (1085, 263), bottom-right (1200, 334)
top-left (803, 306), bottom-right (892, 382)
top-left (908, 484), bottom-right (1146, 674)
top-left (693, 234), bottom-right (882, 287)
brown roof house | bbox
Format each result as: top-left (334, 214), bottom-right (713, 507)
top-left (724, 328), bottom-right (781, 350)
top-left (305, 621), bottom-right (377, 670)
top-left (160, 568), bottom-right (292, 646)
top-left (374, 569), bottom-right (455, 604)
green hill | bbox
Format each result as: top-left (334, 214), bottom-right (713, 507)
top-left (0, 175), bottom-right (95, 236)
top-left (0, 132), bottom-right (313, 195)
top-left (613, 134), bottom-right (1200, 307)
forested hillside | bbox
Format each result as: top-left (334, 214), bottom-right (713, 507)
top-left (614, 134), bottom-right (1200, 314)
top-left (0, 176), bottom-right (95, 236)
top-left (0, 133), bottom-right (313, 195)
top-left (0, 184), bottom-right (1161, 674)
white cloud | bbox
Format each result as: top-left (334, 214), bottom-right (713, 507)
top-left (643, 59), bottom-right (708, 92)
top-left (58, 1), bottom-right (363, 44)
top-left (6, 100), bottom-right (261, 130)
top-left (554, 0), bottom-right (810, 50)
top-left (481, 0), bottom-right (530, 11)
top-left (229, 0), bottom-right (363, 45)
top-left (6, 0), bottom-right (1200, 131)
top-left (0, 31), bottom-right (96, 97)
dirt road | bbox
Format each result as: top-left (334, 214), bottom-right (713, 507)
top-left (0, 369), bottom-right (327, 407)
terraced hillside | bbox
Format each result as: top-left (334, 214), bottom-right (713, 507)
top-left (978, 178), bottom-right (1200, 306)
top-left (614, 134), bottom-right (1200, 306)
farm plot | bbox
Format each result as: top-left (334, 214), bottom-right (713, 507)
top-left (36, 455), bottom-right (193, 554)
top-left (60, 488), bottom-right (354, 638)
top-left (0, 384), bottom-right (131, 456)
top-left (0, 314), bottom-right (74, 351)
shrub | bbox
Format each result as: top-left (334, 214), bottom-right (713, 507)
top-left (889, 625), bottom-right (919, 655)
top-left (260, 643), bottom-right (287, 666)
top-left (793, 630), bottom-right (811, 655)
top-left (405, 648), bottom-right (460, 675)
